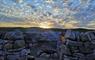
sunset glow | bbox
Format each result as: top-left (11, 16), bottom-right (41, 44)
top-left (39, 21), bottom-right (54, 28)
top-left (0, 0), bottom-right (95, 29)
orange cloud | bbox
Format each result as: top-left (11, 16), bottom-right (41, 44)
top-left (64, 21), bottom-right (79, 29)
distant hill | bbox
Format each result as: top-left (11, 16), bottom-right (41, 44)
top-left (0, 27), bottom-right (94, 32)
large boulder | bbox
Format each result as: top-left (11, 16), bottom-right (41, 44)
top-left (64, 30), bottom-right (81, 41)
top-left (4, 40), bottom-right (25, 51)
top-left (85, 31), bottom-right (95, 41)
top-left (73, 53), bottom-right (85, 60)
top-left (0, 39), bottom-right (8, 60)
top-left (4, 29), bottom-right (24, 40)
top-left (3, 30), bottom-right (25, 51)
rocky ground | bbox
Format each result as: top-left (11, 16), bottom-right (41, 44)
top-left (0, 27), bottom-right (94, 60)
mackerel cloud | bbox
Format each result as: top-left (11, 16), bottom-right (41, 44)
top-left (0, 0), bottom-right (95, 29)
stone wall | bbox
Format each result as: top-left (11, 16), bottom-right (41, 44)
top-left (59, 30), bottom-right (95, 60)
top-left (0, 29), bottom-right (95, 60)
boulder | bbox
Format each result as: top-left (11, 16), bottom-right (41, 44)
top-left (65, 39), bottom-right (82, 47)
top-left (79, 32), bottom-right (88, 42)
top-left (84, 41), bottom-right (95, 50)
top-left (73, 53), bottom-right (85, 60)
top-left (86, 53), bottom-right (95, 60)
top-left (63, 55), bottom-right (71, 60)
top-left (65, 30), bottom-right (81, 41)
top-left (85, 31), bottom-right (95, 41)
top-left (79, 44), bottom-right (93, 54)
top-left (4, 29), bottom-right (24, 40)
top-left (65, 30), bottom-right (76, 41)
top-left (59, 44), bottom-right (71, 56)
top-left (0, 39), bottom-right (7, 49)
top-left (4, 40), bottom-right (25, 51)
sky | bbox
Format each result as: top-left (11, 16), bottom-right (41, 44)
top-left (0, 0), bottom-right (95, 29)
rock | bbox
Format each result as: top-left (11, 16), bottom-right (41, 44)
top-left (69, 46), bottom-right (79, 53)
top-left (0, 39), bottom-right (7, 49)
top-left (20, 49), bottom-right (30, 60)
top-left (0, 39), bottom-right (8, 59)
top-left (65, 30), bottom-right (76, 41)
top-left (4, 41), bottom-right (13, 51)
top-left (6, 48), bottom-right (29, 60)
top-left (59, 44), bottom-right (71, 60)
top-left (4, 40), bottom-right (25, 51)
top-left (59, 44), bottom-right (71, 55)
top-left (0, 55), bottom-right (4, 60)
top-left (86, 53), bottom-right (95, 60)
top-left (85, 31), bottom-right (95, 41)
top-left (65, 39), bottom-right (82, 47)
top-left (80, 32), bottom-right (89, 42)
top-left (0, 32), bottom-right (6, 39)
top-left (74, 31), bottom-right (83, 41)
top-left (64, 55), bottom-right (78, 60)
top-left (7, 54), bottom-right (20, 60)
top-left (65, 40), bottom-right (81, 53)
top-left (79, 45), bottom-right (93, 54)
top-left (63, 55), bottom-right (71, 60)
top-left (73, 53), bottom-right (85, 60)
top-left (14, 40), bottom-right (25, 49)
top-left (4, 29), bottom-right (24, 40)
top-left (84, 41), bottom-right (95, 50)
top-left (27, 55), bottom-right (35, 60)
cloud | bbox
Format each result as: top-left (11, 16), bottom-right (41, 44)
top-left (64, 20), bottom-right (80, 29)
top-left (15, 0), bottom-right (24, 3)
top-left (86, 21), bottom-right (95, 28)
top-left (0, 0), bottom-right (95, 29)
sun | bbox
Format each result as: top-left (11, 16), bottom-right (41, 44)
top-left (39, 21), bottom-right (54, 29)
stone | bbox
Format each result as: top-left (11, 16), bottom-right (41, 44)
top-left (4, 41), bottom-right (13, 51)
top-left (69, 46), bottom-right (79, 53)
top-left (4, 29), bottom-right (24, 40)
top-left (4, 40), bottom-right (25, 51)
top-left (0, 55), bottom-right (4, 60)
top-left (63, 55), bottom-right (71, 60)
top-left (65, 30), bottom-right (76, 41)
top-left (85, 31), bottom-right (95, 41)
top-left (65, 39), bottom-right (82, 47)
top-left (79, 45), bottom-right (93, 54)
top-left (73, 53), bottom-right (85, 60)
top-left (75, 31), bottom-right (82, 41)
top-left (59, 45), bottom-right (71, 60)
top-left (0, 39), bottom-right (7, 49)
top-left (7, 51), bottom-right (21, 60)
top-left (0, 32), bottom-right (6, 40)
top-left (13, 40), bottom-right (25, 49)
top-left (64, 55), bottom-right (78, 60)
top-left (27, 55), bottom-right (35, 60)
top-left (80, 33), bottom-right (89, 42)
top-left (86, 53), bottom-right (95, 60)
top-left (60, 44), bottom-right (71, 55)
top-left (20, 49), bottom-right (30, 60)
top-left (84, 41), bottom-right (94, 50)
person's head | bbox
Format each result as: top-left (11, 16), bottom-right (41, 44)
top-left (60, 31), bottom-right (66, 42)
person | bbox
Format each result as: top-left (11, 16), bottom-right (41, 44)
top-left (57, 31), bottom-right (66, 60)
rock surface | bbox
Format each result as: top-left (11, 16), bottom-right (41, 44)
top-left (60, 30), bottom-right (95, 60)
top-left (0, 29), bottom-right (95, 60)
